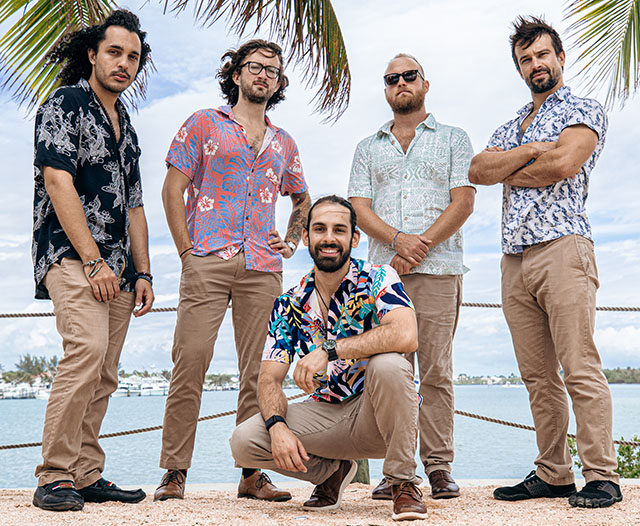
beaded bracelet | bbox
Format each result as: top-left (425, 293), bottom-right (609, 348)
top-left (136, 274), bottom-right (153, 285)
top-left (391, 230), bottom-right (404, 249)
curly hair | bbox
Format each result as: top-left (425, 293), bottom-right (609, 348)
top-left (217, 39), bottom-right (289, 111)
top-left (510, 16), bottom-right (564, 71)
top-left (46, 9), bottom-right (151, 87)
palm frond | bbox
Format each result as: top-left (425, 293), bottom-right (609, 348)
top-left (564, 0), bottom-right (640, 109)
top-left (0, 0), bottom-right (154, 112)
top-left (165, 0), bottom-right (350, 122)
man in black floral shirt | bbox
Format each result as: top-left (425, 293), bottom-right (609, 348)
top-left (31, 10), bottom-right (154, 512)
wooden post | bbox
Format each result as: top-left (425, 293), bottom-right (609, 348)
top-left (352, 459), bottom-right (370, 484)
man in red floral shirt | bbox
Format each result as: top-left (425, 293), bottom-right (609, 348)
top-left (154, 39), bottom-right (310, 502)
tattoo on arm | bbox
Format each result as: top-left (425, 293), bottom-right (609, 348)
top-left (285, 191), bottom-right (311, 244)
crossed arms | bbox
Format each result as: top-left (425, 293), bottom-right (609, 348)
top-left (468, 124), bottom-right (598, 188)
top-left (256, 306), bottom-right (417, 473)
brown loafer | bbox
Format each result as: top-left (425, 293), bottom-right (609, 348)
top-left (154, 470), bottom-right (186, 501)
top-left (428, 470), bottom-right (460, 499)
top-left (372, 477), bottom-right (393, 500)
top-left (237, 471), bottom-right (292, 502)
top-left (392, 481), bottom-right (428, 521)
top-left (303, 460), bottom-right (357, 510)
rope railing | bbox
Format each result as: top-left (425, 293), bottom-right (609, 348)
top-left (1, 303), bottom-right (640, 318)
top-left (1, 393), bottom-right (639, 450)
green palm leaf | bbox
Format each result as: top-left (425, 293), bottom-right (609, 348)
top-left (564, 0), bottom-right (640, 108)
top-left (165, 0), bottom-right (350, 122)
top-left (0, 0), bottom-right (154, 111)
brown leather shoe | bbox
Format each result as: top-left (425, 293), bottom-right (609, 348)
top-left (237, 471), bottom-right (292, 502)
top-left (154, 470), bottom-right (186, 501)
top-left (372, 477), bottom-right (392, 500)
top-left (391, 482), bottom-right (428, 521)
top-left (303, 460), bottom-right (357, 510)
top-left (428, 470), bottom-right (460, 499)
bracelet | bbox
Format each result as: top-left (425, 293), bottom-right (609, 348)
top-left (391, 230), bottom-right (404, 249)
top-left (179, 247), bottom-right (193, 258)
top-left (265, 415), bottom-right (287, 431)
top-left (136, 274), bottom-right (153, 285)
top-left (83, 257), bottom-right (105, 278)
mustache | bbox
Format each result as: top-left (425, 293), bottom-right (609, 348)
top-left (529, 67), bottom-right (550, 81)
top-left (112, 69), bottom-right (130, 80)
top-left (316, 243), bottom-right (341, 252)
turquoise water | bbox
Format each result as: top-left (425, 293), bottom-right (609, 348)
top-left (1, 384), bottom-right (638, 489)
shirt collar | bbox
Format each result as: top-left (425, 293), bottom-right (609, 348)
top-left (79, 78), bottom-right (128, 126)
top-left (516, 85), bottom-right (572, 117)
top-left (377, 113), bottom-right (436, 137)
top-left (218, 104), bottom-right (275, 130)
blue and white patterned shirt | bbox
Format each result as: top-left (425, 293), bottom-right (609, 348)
top-left (348, 114), bottom-right (474, 275)
top-left (488, 86), bottom-right (607, 254)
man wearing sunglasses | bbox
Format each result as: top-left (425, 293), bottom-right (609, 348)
top-left (155, 39), bottom-right (310, 503)
top-left (348, 53), bottom-right (475, 500)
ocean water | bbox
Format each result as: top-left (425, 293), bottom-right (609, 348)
top-left (1, 384), bottom-right (638, 489)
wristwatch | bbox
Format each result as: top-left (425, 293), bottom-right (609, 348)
top-left (265, 415), bottom-right (287, 431)
top-left (285, 240), bottom-right (297, 254)
top-left (322, 339), bottom-right (339, 361)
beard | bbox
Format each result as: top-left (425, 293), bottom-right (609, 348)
top-left (387, 90), bottom-right (424, 114)
top-left (526, 67), bottom-right (560, 94)
top-left (240, 78), bottom-right (272, 105)
top-left (94, 64), bottom-right (132, 95)
top-left (309, 242), bottom-right (352, 273)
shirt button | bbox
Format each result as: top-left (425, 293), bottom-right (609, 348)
top-left (404, 217), bottom-right (408, 221)
top-left (404, 175), bottom-right (408, 179)
top-left (245, 216), bottom-right (249, 220)
top-left (403, 195), bottom-right (407, 199)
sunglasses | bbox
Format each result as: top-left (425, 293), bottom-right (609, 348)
top-left (383, 69), bottom-right (424, 86)
top-left (240, 61), bottom-right (281, 80)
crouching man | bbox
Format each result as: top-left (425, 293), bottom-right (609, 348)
top-left (230, 195), bottom-right (428, 521)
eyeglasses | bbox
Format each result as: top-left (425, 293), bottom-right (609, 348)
top-left (240, 61), bottom-right (281, 80)
top-left (383, 69), bottom-right (424, 86)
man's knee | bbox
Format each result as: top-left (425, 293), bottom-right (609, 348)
top-left (230, 415), bottom-right (268, 467)
top-left (367, 353), bottom-right (413, 382)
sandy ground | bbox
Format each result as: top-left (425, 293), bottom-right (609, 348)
top-left (2, 481), bottom-right (639, 526)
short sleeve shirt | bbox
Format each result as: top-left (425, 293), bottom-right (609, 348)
top-left (165, 106), bottom-right (307, 272)
top-left (262, 258), bottom-right (414, 403)
top-left (348, 114), bottom-right (474, 275)
top-left (487, 86), bottom-right (607, 254)
top-left (32, 79), bottom-right (143, 299)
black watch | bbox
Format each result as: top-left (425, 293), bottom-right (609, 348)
top-left (265, 415), bottom-right (287, 431)
top-left (322, 339), bottom-right (339, 361)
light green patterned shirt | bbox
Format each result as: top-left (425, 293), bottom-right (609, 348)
top-left (348, 114), bottom-right (474, 275)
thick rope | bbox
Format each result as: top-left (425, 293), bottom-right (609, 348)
top-left (2, 303), bottom-right (640, 318)
top-left (1, 394), bottom-right (638, 450)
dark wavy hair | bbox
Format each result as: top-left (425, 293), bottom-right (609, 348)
top-left (217, 39), bottom-right (288, 111)
top-left (306, 195), bottom-right (358, 238)
top-left (510, 16), bottom-right (564, 71)
top-left (46, 9), bottom-right (151, 87)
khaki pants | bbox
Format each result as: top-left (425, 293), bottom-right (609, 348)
top-left (35, 259), bottom-right (135, 487)
top-left (501, 234), bottom-right (618, 485)
top-left (230, 353), bottom-right (420, 485)
top-left (160, 251), bottom-right (282, 470)
top-left (401, 274), bottom-right (461, 475)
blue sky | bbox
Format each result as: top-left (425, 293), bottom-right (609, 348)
top-left (0, 0), bottom-right (639, 376)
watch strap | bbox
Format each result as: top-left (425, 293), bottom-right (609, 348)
top-left (265, 415), bottom-right (287, 431)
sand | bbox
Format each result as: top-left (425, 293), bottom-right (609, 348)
top-left (1, 481), bottom-right (638, 526)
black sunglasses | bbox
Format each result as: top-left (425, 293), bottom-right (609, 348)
top-left (383, 69), bottom-right (424, 86)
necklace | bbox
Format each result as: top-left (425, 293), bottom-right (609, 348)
top-left (314, 283), bottom-right (331, 338)
top-left (91, 87), bottom-right (119, 141)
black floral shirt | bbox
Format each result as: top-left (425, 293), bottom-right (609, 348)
top-left (32, 78), bottom-right (144, 299)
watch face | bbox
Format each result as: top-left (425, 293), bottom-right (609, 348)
top-left (323, 339), bottom-right (337, 351)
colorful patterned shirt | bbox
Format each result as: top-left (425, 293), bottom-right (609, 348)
top-left (32, 79), bottom-right (143, 299)
top-left (487, 86), bottom-right (607, 254)
top-left (166, 105), bottom-right (307, 272)
top-left (262, 258), bottom-right (414, 403)
top-left (348, 114), bottom-right (474, 275)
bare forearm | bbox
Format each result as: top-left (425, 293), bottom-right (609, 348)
top-left (504, 150), bottom-right (576, 188)
top-left (423, 188), bottom-right (475, 247)
top-left (337, 309), bottom-right (417, 360)
top-left (128, 206), bottom-right (150, 273)
top-left (350, 199), bottom-right (396, 244)
top-left (258, 376), bottom-right (289, 420)
top-left (161, 179), bottom-right (192, 255)
top-left (284, 190), bottom-right (311, 245)
top-left (44, 168), bottom-right (100, 262)
top-left (469, 145), bottom-right (537, 185)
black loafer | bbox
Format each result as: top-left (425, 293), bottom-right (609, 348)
top-left (33, 480), bottom-right (84, 512)
top-left (78, 478), bottom-right (146, 503)
top-left (494, 471), bottom-right (576, 501)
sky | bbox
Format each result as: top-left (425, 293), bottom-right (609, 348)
top-left (0, 0), bottom-right (638, 377)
